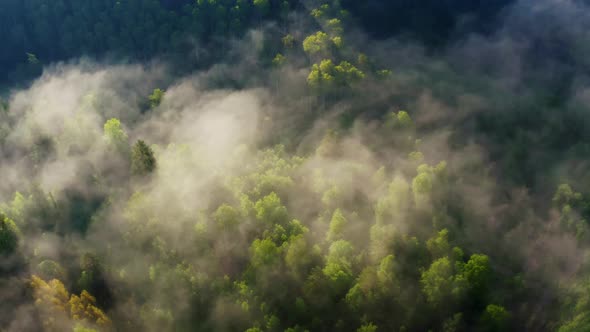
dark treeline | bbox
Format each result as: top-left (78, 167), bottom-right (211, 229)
top-left (0, 0), bottom-right (298, 84)
top-left (0, 0), bottom-right (518, 86)
top-left (340, 0), bottom-right (515, 43)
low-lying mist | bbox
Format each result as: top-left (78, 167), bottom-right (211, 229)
top-left (1, 0), bottom-right (590, 331)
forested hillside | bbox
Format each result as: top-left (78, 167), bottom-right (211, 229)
top-left (1, 1), bottom-right (590, 331)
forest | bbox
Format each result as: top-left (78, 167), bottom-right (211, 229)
top-left (1, 0), bottom-right (590, 331)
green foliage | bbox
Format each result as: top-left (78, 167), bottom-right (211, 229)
top-left (326, 208), bottom-right (347, 242)
top-left (285, 235), bottom-right (317, 277)
top-left (253, 0), bottom-right (270, 14)
top-left (427, 229), bottom-right (451, 258)
top-left (421, 256), bottom-right (465, 306)
top-left (323, 240), bottom-right (355, 293)
top-left (149, 88), bottom-right (165, 109)
top-left (553, 184), bottom-right (582, 207)
top-left (131, 140), bottom-right (157, 176)
top-left (73, 325), bottom-right (98, 332)
top-left (480, 304), bottom-right (510, 332)
top-left (37, 260), bottom-right (66, 281)
top-left (557, 277), bottom-right (590, 332)
top-left (385, 110), bottom-right (414, 130)
top-left (303, 31), bottom-right (331, 55)
top-left (251, 237), bottom-right (281, 267)
top-left (443, 313), bottom-right (464, 332)
top-left (214, 204), bottom-right (240, 231)
top-left (27, 53), bottom-right (39, 65)
top-left (254, 192), bottom-right (289, 225)
top-left (245, 328), bottom-right (263, 332)
top-left (273, 53), bottom-right (287, 67)
top-left (462, 254), bottom-right (491, 293)
top-left (103, 118), bottom-right (129, 154)
top-left (282, 34), bottom-right (295, 48)
top-left (326, 18), bottom-right (343, 36)
top-left (413, 172), bottom-right (433, 194)
top-left (0, 214), bottom-right (20, 255)
top-left (0, 97), bottom-right (8, 112)
top-left (0, 3), bottom-right (586, 331)
top-left (307, 59), bottom-right (364, 91)
top-left (357, 323), bottom-right (378, 332)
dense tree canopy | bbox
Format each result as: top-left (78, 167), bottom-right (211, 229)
top-left (0, 0), bottom-right (589, 331)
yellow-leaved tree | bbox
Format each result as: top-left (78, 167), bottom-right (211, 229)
top-left (30, 275), bottom-right (111, 331)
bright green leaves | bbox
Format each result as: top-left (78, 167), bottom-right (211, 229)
top-left (326, 18), bottom-right (343, 36)
top-left (345, 254), bottom-right (400, 319)
top-left (412, 171), bottom-right (433, 195)
top-left (73, 325), bottom-right (99, 332)
top-left (421, 256), bottom-right (458, 306)
top-left (558, 277), bottom-right (590, 332)
top-left (552, 184), bottom-right (589, 240)
top-left (103, 118), bottom-right (129, 154)
top-left (307, 59), bottom-right (333, 89)
top-left (422, 228), bottom-right (493, 311)
top-left (250, 237), bottom-right (281, 268)
top-left (148, 88), bottom-right (165, 109)
top-left (103, 118), bottom-right (125, 140)
top-left (303, 31), bottom-right (331, 56)
top-left (323, 240), bottom-right (355, 293)
top-left (421, 251), bottom-right (493, 310)
top-left (412, 161), bottom-right (447, 209)
top-left (333, 61), bottom-right (365, 84)
top-left (396, 111), bottom-right (413, 128)
top-left (553, 184), bottom-right (582, 207)
top-left (461, 254), bottom-right (492, 293)
top-left (282, 34), bottom-right (295, 49)
top-left (249, 192), bottom-right (294, 268)
top-left (272, 53), bottom-right (287, 67)
top-left (327, 208), bottom-right (347, 242)
top-left (377, 254), bottom-right (399, 292)
top-left (254, 192), bottom-right (288, 226)
top-left (356, 323), bottom-right (378, 332)
top-left (307, 59), bottom-right (364, 91)
top-left (427, 229), bottom-right (451, 259)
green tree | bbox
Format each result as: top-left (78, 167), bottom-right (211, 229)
top-left (308, 59), bottom-right (364, 91)
top-left (103, 118), bottom-right (129, 154)
top-left (251, 237), bottom-right (281, 267)
top-left (323, 240), bottom-right (355, 294)
top-left (0, 213), bottom-right (20, 255)
top-left (253, 0), bottom-right (270, 15)
top-left (480, 304), bottom-right (510, 332)
top-left (357, 323), bottom-right (377, 332)
top-left (326, 208), bottom-right (347, 242)
top-left (213, 204), bottom-right (240, 231)
top-left (282, 34), bottom-right (295, 48)
top-left (254, 192), bottom-right (289, 226)
top-left (461, 254), bottom-right (491, 296)
top-left (149, 88), bottom-right (165, 109)
top-left (421, 257), bottom-right (460, 306)
top-left (131, 140), bottom-right (157, 176)
top-left (303, 31), bottom-right (331, 56)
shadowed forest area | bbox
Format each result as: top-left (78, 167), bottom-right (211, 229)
top-left (1, 1), bottom-right (590, 331)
